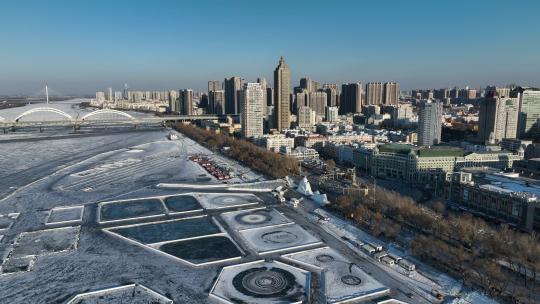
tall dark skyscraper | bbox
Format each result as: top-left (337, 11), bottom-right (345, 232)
top-left (209, 90), bottom-right (225, 114)
top-left (179, 89), bottom-right (193, 115)
top-left (274, 56), bottom-right (291, 131)
top-left (224, 77), bottom-right (244, 114)
top-left (339, 83), bottom-right (363, 114)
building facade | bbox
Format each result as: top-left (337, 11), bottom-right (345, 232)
top-left (274, 56), bottom-right (291, 131)
top-left (353, 143), bottom-right (523, 185)
top-left (478, 92), bottom-right (519, 143)
top-left (340, 83), bottom-right (363, 114)
top-left (240, 83), bottom-right (264, 138)
top-left (224, 76), bottom-right (244, 114)
top-left (417, 100), bottom-right (442, 146)
top-left (179, 89), bottom-right (193, 115)
top-left (513, 86), bottom-right (540, 139)
top-left (209, 90), bottom-right (225, 115)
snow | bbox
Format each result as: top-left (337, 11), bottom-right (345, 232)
top-left (283, 247), bottom-right (389, 303)
top-left (66, 283), bottom-right (173, 304)
top-left (238, 223), bottom-right (323, 254)
top-left (220, 208), bottom-right (293, 231)
top-left (210, 260), bottom-right (309, 304)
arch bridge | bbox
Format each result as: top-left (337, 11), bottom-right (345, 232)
top-left (1, 106), bottom-right (227, 131)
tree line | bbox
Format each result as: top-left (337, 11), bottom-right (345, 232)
top-left (173, 123), bottom-right (299, 179)
top-left (331, 189), bottom-right (540, 303)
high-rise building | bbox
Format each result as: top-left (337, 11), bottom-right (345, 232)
top-left (323, 83), bottom-right (340, 107)
top-left (298, 106), bottom-right (316, 130)
top-left (114, 91), bottom-right (123, 102)
top-left (209, 90), bottom-right (225, 115)
top-left (266, 87), bottom-right (274, 106)
top-left (340, 83), bottom-right (363, 114)
top-left (478, 92), bottom-right (519, 143)
top-left (224, 77), bottom-right (244, 114)
top-left (300, 77), bottom-right (320, 92)
top-left (107, 88), bottom-right (113, 102)
top-left (326, 106), bottom-right (339, 122)
top-left (417, 100), bottom-right (442, 146)
top-left (383, 82), bottom-right (399, 105)
top-left (274, 56), bottom-right (291, 131)
top-left (95, 91), bottom-right (105, 103)
top-left (366, 82), bottom-right (384, 105)
top-left (179, 89), bottom-right (194, 115)
top-left (240, 83), bottom-right (264, 138)
top-left (294, 91), bottom-right (308, 114)
top-left (308, 91), bottom-right (327, 117)
top-left (485, 86), bottom-right (510, 98)
top-left (208, 81), bottom-right (222, 92)
top-left (324, 88), bottom-right (339, 107)
top-left (257, 77), bottom-right (268, 116)
top-left (513, 87), bottom-right (540, 139)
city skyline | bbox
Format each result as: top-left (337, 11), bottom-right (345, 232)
top-left (1, 0), bottom-right (540, 95)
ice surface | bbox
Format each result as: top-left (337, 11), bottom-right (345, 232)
top-left (47, 206), bottom-right (84, 224)
top-left (10, 226), bottom-right (81, 259)
top-left (239, 223), bottom-right (323, 254)
top-left (221, 208), bottom-right (293, 231)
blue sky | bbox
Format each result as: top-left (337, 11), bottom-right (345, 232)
top-left (1, 0), bottom-right (539, 95)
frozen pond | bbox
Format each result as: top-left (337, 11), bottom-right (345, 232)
top-left (106, 216), bottom-right (222, 244)
top-left (99, 198), bottom-right (166, 222)
top-left (163, 195), bottom-right (202, 213)
top-left (158, 235), bottom-right (242, 265)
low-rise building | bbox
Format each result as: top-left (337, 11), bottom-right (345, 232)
top-left (280, 146), bottom-right (320, 161)
top-left (353, 143), bottom-right (523, 185)
top-left (448, 171), bottom-right (540, 232)
top-left (258, 134), bottom-right (295, 152)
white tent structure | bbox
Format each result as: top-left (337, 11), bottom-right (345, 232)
top-left (297, 176), bottom-right (313, 196)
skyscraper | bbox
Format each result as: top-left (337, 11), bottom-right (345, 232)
top-left (478, 92), bottom-right (519, 143)
top-left (339, 83), bottom-right (363, 114)
top-left (308, 91), bottom-right (327, 117)
top-left (179, 89), bottom-right (193, 115)
top-left (266, 87), bottom-right (274, 106)
top-left (514, 86), bottom-right (540, 139)
top-left (366, 82), bottom-right (384, 105)
top-left (209, 90), bottom-right (225, 115)
top-left (257, 77), bottom-right (268, 116)
top-left (417, 100), bottom-right (442, 146)
top-left (274, 56), bottom-right (291, 131)
top-left (294, 91), bottom-right (308, 114)
top-left (323, 83), bottom-right (340, 107)
top-left (224, 76), bottom-right (244, 114)
top-left (208, 80), bottom-right (222, 92)
top-left (107, 87), bottom-right (113, 102)
top-left (300, 77), bottom-right (320, 92)
top-left (240, 83), bottom-right (264, 138)
top-left (383, 82), bottom-right (400, 105)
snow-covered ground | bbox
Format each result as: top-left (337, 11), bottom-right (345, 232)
top-left (283, 246), bottom-right (389, 303)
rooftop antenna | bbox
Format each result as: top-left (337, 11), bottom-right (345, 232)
top-left (45, 85), bottom-right (49, 104)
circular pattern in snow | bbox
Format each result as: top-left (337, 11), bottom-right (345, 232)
top-left (233, 267), bottom-right (296, 298)
top-left (315, 254), bottom-right (335, 263)
top-left (341, 275), bottom-right (362, 286)
top-left (235, 212), bottom-right (272, 225)
top-left (260, 230), bottom-right (299, 244)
